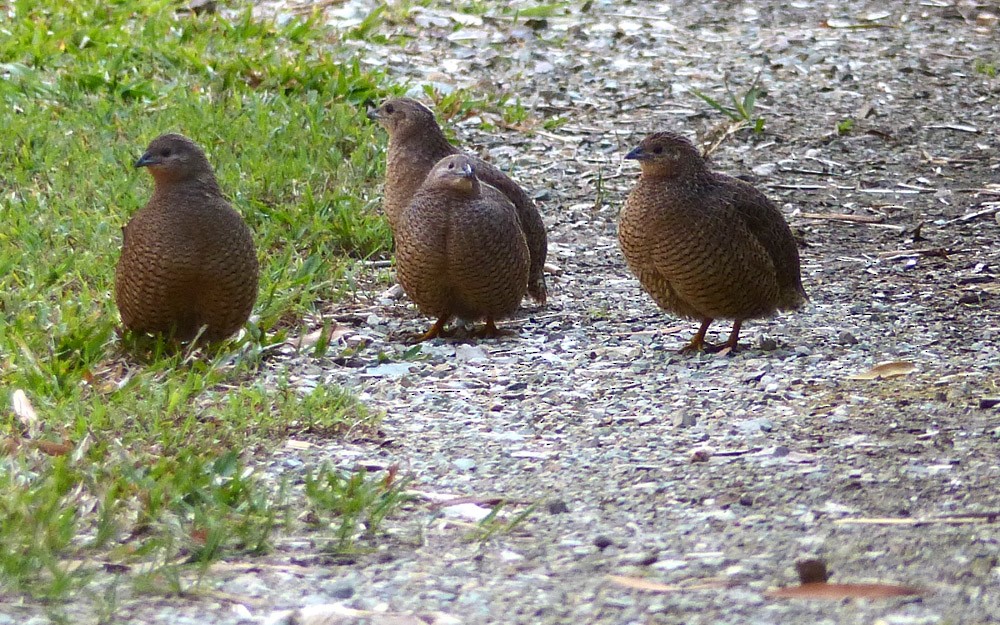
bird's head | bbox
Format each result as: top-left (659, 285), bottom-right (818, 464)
top-left (625, 132), bottom-right (705, 177)
top-left (368, 98), bottom-right (441, 140)
top-left (426, 154), bottom-right (479, 195)
top-left (136, 134), bottom-right (214, 184)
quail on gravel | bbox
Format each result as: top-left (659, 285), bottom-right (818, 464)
top-left (618, 131), bottom-right (806, 353)
top-left (115, 133), bottom-right (259, 342)
top-left (369, 97), bottom-right (547, 305)
top-left (394, 154), bottom-right (529, 341)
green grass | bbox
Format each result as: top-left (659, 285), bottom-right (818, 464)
top-left (0, 0), bottom-right (409, 609)
top-left (974, 59), bottom-right (997, 78)
top-left (689, 72), bottom-right (766, 134)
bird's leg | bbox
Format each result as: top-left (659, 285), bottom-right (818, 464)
top-left (701, 319), bottom-right (742, 355)
top-left (417, 314), bottom-right (451, 342)
top-left (679, 318), bottom-right (714, 353)
top-left (717, 319), bottom-right (743, 353)
top-left (474, 317), bottom-right (515, 339)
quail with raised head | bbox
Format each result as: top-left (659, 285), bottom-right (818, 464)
top-left (115, 133), bottom-right (258, 342)
top-left (369, 98), bottom-right (547, 305)
top-left (618, 131), bottom-right (806, 352)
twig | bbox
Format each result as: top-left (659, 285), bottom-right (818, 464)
top-left (857, 187), bottom-right (933, 195)
top-left (877, 248), bottom-right (953, 260)
top-left (799, 212), bottom-right (885, 224)
top-left (770, 184), bottom-right (827, 190)
top-left (712, 447), bottom-right (762, 457)
top-left (925, 123), bottom-right (979, 133)
top-left (836, 512), bottom-right (998, 526)
top-left (944, 204), bottom-right (1000, 225)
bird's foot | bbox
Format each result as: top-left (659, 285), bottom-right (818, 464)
top-left (678, 319), bottom-right (741, 355)
top-left (474, 318), bottom-right (515, 339)
top-left (412, 314), bottom-right (453, 343)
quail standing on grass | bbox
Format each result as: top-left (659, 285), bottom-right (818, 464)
top-left (618, 131), bottom-right (806, 353)
top-left (115, 133), bottom-right (259, 342)
top-left (395, 154), bottom-right (529, 340)
top-left (369, 97), bottom-right (548, 305)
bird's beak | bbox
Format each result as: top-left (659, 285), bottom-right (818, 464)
top-left (460, 162), bottom-right (474, 177)
top-left (367, 107), bottom-right (381, 121)
top-left (134, 152), bottom-right (159, 168)
top-left (624, 146), bottom-right (645, 161)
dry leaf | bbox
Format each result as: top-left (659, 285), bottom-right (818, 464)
top-left (607, 575), bottom-right (683, 592)
top-left (768, 558), bottom-right (922, 600)
top-left (848, 360), bottom-right (917, 380)
top-left (31, 439), bottom-right (74, 456)
top-left (765, 582), bottom-right (923, 600)
top-left (11, 389), bottom-right (38, 427)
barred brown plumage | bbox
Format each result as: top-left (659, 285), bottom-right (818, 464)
top-left (114, 133), bottom-right (258, 343)
top-left (369, 97), bottom-right (548, 305)
top-left (618, 131), bottom-right (806, 353)
top-left (395, 154), bottom-right (529, 341)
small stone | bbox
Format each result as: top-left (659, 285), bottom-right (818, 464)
top-left (838, 330), bottom-right (859, 345)
top-left (739, 494), bottom-right (754, 506)
top-left (455, 344), bottom-right (489, 362)
top-left (221, 573), bottom-right (270, 597)
top-left (593, 535), bottom-right (614, 550)
top-left (979, 397), bottom-right (1000, 409)
top-left (322, 579), bottom-right (355, 600)
top-left (690, 448), bottom-right (712, 462)
top-left (674, 412), bottom-right (698, 428)
top-left (547, 500), bottom-right (570, 514)
top-left (751, 163), bottom-right (777, 177)
top-left (453, 458), bottom-right (477, 471)
top-left (759, 337), bottom-right (778, 351)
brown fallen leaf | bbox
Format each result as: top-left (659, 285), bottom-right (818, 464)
top-left (765, 582), bottom-right (923, 600)
top-left (31, 439), bottom-right (74, 456)
top-left (848, 360), bottom-right (917, 380)
top-left (767, 558), bottom-right (923, 600)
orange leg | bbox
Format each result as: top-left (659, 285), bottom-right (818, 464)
top-left (680, 318), bottom-right (714, 353)
top-left (716, 319), bottom-right (742, 353)
top-left (475, 317), bottom-right (515, 339)
top-left (417, 314), bottom-right (451, 342)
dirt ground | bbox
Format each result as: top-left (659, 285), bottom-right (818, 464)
top-left (17, 1), bottom-right (1000, 623)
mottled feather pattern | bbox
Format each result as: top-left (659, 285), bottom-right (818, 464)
top-left (618, 131), bottom-right (805, 351)
top-left (372, 98), bottom-right (547, 304)
top-left (115, 134), bottom-right (258, 342)
top-left (395, 155), bottom-right (529, 334)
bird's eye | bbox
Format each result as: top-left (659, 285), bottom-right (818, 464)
top-left (160, 148), bottom-right (172, 157)
top-left (448, 162), bottom-right (455, 169)
top-left (384, 104), bottom-right (395, 114)
top-left (652, 146), bottom-right (664, 155)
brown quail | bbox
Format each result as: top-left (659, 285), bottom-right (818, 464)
top-left (114, 133), bottom-right (259, 342)
top-left (395, 154), bottom-right (529, 340)
top-left (618, 132), bottom-right (806, 353)
top-left (369, 97), bottom-right (547, 305)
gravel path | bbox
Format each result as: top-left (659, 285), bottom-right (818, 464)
top-left (249, 2), bottom-right (998, 623)
top-left (14, 1), bottom-right (999, 623)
